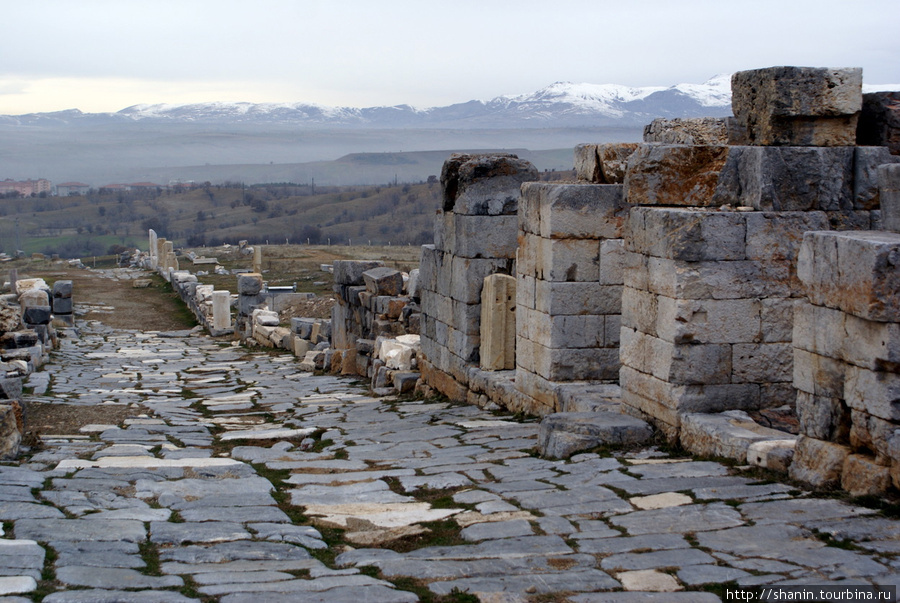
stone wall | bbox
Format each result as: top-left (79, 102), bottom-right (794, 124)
top-left (418, 153), bottom-right (538, 404)
top-left (789, 230), bottom-right (900, 495)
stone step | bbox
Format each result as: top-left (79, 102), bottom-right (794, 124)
top-left (679, 410), bottom-right (797, 469)
top-left (537, 411), bottom-right (654, 459)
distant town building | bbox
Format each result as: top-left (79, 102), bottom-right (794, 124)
top-left (0, 178), bottom-right (52, 197)
top-left (55, 181), bottom-right (90, 196)
top-left (99, 182), bottom-right (163, 192)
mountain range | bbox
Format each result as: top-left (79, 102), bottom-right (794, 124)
top-left (2, 75), bottom-right (735, 129)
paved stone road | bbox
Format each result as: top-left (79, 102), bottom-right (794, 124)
top-left (2, 318), bottom-right (900, 602)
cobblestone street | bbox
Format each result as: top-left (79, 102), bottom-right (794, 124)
top-left (2, 317), bottom-right (900, 602)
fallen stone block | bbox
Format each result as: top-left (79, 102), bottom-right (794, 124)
top-left (22, 306), bottom-right (51, 325)
top-left (132, 279), bottom-right (152, 288)
top-left (333, 260), bottom-right (384, 286)
top-left (789, 434), bottom-right (850, 488)
top-left (747, 439), bottom-right (796, 472)
top-left (538, 411), bottom-right (653, 459)
top-left (842, 453), bottom-right (891, 497)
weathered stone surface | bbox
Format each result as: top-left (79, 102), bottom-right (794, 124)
top-left (362, 267), bottom-right (403, 297)
top-left (842, 453), bottom-right (891, 497)
top-left (480, 274), bottom-right (516, 371)
top-left (624, 145), bottom-right (730, 207)
top-left (858, 91), bottom-right (900, 155)
top-left (881, 163), bottom-right (900, 233)
top-left (643, 117), bottom-right (729, 145)
top-left (538, 412), bottom-right (653, 459)
top-left (626, 207), bottom-right (746, 262)
top-left (731, 66), bottom-right (862, 146)
top-left (680, 411), bottom-right (796, 462)
top-left (521, 182), bottom-right (628, 239)
top-left (236, 273), bottom-right (263, 295)
top-left (798, 230), bottom-right (900, 322)
top-left (575, 143), bottom-right (640, 183)
top-left (440, 153), bottom-right (538, 215)
top-left (333, 261), bottom-right (384, 286)
top-left (789, 435), bottom-right (851, 488)
top-left (0, 403), bottom-right (22, 461)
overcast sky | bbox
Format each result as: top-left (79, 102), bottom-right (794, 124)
top-left (2, 0), bottom-right (898, 115)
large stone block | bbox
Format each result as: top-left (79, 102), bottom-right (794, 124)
top-left (574, 143), bottom-right (640, 183)
top-left (620, 327), bottom-right (732, 385)
top-left (529, 340), bottom-right (619, 381)
top-left (731, 343), bottom-right (793, 384)
top-left (521, 182), bottom-right (628, 239)
top-left (730, 66), bottom-right (862, 146)
top-left (236, 273), bottom-right (263, 295)
top-left (533, 281), bottom-right (622, 316)
top-left (440, 153), bottom-right (538, 215)
top-left (480, 274), bottom-right (516, 371)
top-left (362, 267), bottom-right (403, 297)
top-left (599, 239), bottom-right (625, 286)
top-left (637, 256), bottom-right (792, 300)
top-left (854, 146), bottom-right (900, 210)
top-left (680, 410), bottom-right (796, 461)
top-left (520, 307), bottom-right (606, 350)
top-left (858, 91), bottom-right (900, 155)
top-left (798, 230), bottom-right (900, 322)
top-left (443, 213), bottom-right (519, 258)
top-left (540, 238), bottom-right (600, 282)
top-left (880, 164), bottom-right (900, 233)
top-left (796, 390), bottom-right (850, 443)
top-left (620, 365), bottom-right (761, 415)
top-left (643, 117), bottom-right (729, 145)
top-left (449, 256), bottom-right (514, 304)
top-left (624, 144), bottom-right (730, 207)
top-left (842, 454), bottom-right (891, 497)
top-left (793, 348), bottom-right (846, 398)
top-left (789, 435), bottom-right (851, 488)
top-left (51, 280), bottom-right (73, 298)
top-left (626, 207), bottom-right (747, 262)
top-left (0, 403), bottom-right (22, 461)
top-left (844, 365), bottom-right (900, 422)
top-left (654, 296), bottom-right (762, 345)
top-left (333, 260), bottom-right (384, 286)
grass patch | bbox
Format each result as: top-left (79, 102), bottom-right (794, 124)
top-left (138, 541), bottom-right (161, 576)
top-left (389, 577), bottom-right (480, 602)
top-left (381, 518), bottom-right (466, 553)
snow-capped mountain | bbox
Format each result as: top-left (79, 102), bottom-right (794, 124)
top-left (2, 76), bottom-right (736, 129)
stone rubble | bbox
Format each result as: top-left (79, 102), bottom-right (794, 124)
top-left (3, 313), bottom-right (900, 601)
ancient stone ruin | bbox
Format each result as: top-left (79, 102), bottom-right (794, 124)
top-left (414, 66), bottom-right (900, 495)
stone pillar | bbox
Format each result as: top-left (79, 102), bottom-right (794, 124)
top-left (515, 182), bottom-right (628, 413)
top-left (51, 280), bottom-right (74, 327)
top-left (480, 274), bottom-right (516, 371)
top-left (252, 246), bottom-right (263, 274)
top-left (157, 238), bottom-right (168, 271)
top-left (418, 153), bottom-right (538, 402)
top-left (211, 290), bottom-right (232, 331)
top-left (236, 273), bottom-right (264, 337)
top-left (148, 229), bottom-right (158, 270)
top-left (790, 230), bottom-right (900, 496)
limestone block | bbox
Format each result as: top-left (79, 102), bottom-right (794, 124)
top-left (417, 245), bottom-right (440, 293)
top-left (521, 308), bottom-right (606, 350)
top-left (574, 143), bottom-right (639, 183)
top-left (857, 91), bottom-right (900, 155)
top-left (440, 152), bottom-right (538, 215)
top-left (540, 238), bottom-right (600, 282)
top-left (605, 314), bottom-right (621, 347)
top-left (789, 435), bottom-right (851, 488)
top-left (19, 288), bottom-right (49, 309)
top-left (448, 326), bottom-right (479, 364)
top-left (744, 212), bottom-right (830, 262)
top-left (522, 182), bottom-right (628, 239)
top-left (794, 301), bottom-right (900, 371)
top-left (730, 66), bottom-right (862, 146)
top-left (449, 256), bottom-right (513, 304)
top-left (480, 274), bottom-right (516, 371)
top-left (530, 340), bottom-right (619, 381)
top-left (533, 281), bottom-right (622, 316)
top-left (798, 230), bottom-right (900, 322)
top-left (793, 348), bottom-right (846, 398)
top-left (362, 267), bottom-right (403, 297)
top-left (14, 278), bottom-right (48, 296)
top-left (732, 343), bottom-right (793, 383)
top-left (643, 117), bottom-right (729, 145)
top-left (844, 365), bottom-right (900, 422)
top-left (407, 269), bottom-right (420, 299)
top-left (620, 286), bottom-right (658, 336)
top-left (23, 306), bottom-right (51, 325)
top-left (626, 207), bottom-right (747, 262)
top-left (722, 146), bottom-right (854, 211)
top-left (51, 297), bottom-right (73, 315)
top-left (538, 411), bottom-right (653, 459)
top-left (880, 164), bottom-right (900, 233)
top-left (254, 310), bottom-right (280, 327)
top-left (237, 273), bottom-right (263, 295)
top-left (655, 297), bottom-right (762, 345)
top-left (850, 409), bottom-right (895, 465)
top-left (516, 232), bottom-right (542, 279)
top-left (842, 454), bottom-right (891, 497)
top-left (574, 144), bottom-right (602, 183)
top-left (211, 291), bottom-right (232, 331)
top-left (293, 336), bottom-right (310, 358)
top-left (598, 239), bottom-right (625, 286)
top-left (379, 335), bottom-right (421, 371)
top-left (747, 439), bottom-right (796, 473)
top-left (641, 256), bottom-right (792, 300)
top-left (0, 403), bottom-right (22, 460)
top-left (796, 390), bottom-right (850, 442)
top-left (333, 260), bottom-right (384, 286)
top-left (680, 410), bottom-right (797, 461)
top-left (444, 213), bottom-right (519, 258)
top-left (623, 144), bottom-right (730, 207)
top-left (620, 365), bottom-right (761, 415)
top-left (620, 327), bottom-right (731, 385)
top-left (514, 368), bottom-right (561, 411)
top-left (194, 284), bottom-right (214, 302)
top-left (854, 146), bottom-right (900, 210)
top-left (271, 327), bottom-right (291, 348)
top-left (51, 280), bottom-right (73, 298)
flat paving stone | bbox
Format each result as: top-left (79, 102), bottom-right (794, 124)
top-left (460, 519), bottom-right (534, 541)
top-left (610, 503), bottom-right (745, 535)
top-left (42, 591), bottom-right (200, 603)
top-left (148, 521), bottom-right (250, 544)
top-left (55, 566), bottom-right (183, 589)
top-left (14, 518), bottom-right (146, 542)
